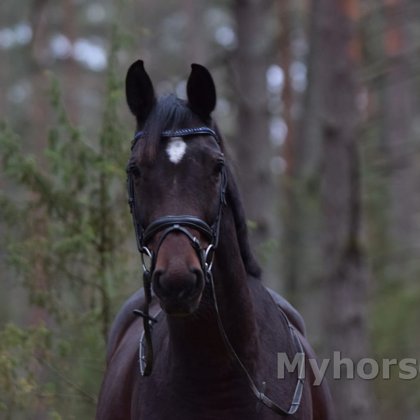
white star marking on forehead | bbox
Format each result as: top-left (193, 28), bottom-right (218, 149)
top-left (166, 137), bottom-right (187, 164)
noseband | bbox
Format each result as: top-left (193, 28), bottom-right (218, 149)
top-left (127, 126), bottom-right (304, 416)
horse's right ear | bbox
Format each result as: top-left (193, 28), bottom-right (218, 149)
top-left (125, 60), bottom-right (155, 122)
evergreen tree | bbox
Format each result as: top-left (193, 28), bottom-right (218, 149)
top-left (0, 24), bottom-right (136, 419)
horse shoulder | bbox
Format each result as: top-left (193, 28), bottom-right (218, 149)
top-left (106, 288), bottom-right (145, 363)
top-left (297, 330), bottom-right (336, 420)
top-left (251, 282), bottom-right (334, 418)
top-left (264, 286), bottom-right (306, 336)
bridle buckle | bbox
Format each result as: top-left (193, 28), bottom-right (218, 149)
top-left (204, 244), bottom-right (215, 274)
top-left (140, 246), bottom-right (153, 273)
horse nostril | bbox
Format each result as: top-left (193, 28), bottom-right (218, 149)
top-left (152, 267), bottom-right (203, 300)
top-left (190, 267), bottom-right (204, 287)
top-left (152, 269), bottom-right (164, 295)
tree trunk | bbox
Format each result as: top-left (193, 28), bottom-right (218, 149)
top-left (383, 0), bottom-right (419, 277)
top-left (277, 0), bottom-right (299, 301)
top-left (290, 0), bottom-right (327, 347)
top-left (232, 0), bottom-right (278, 286)
top-left (318, 0), bottom-right (376, 418)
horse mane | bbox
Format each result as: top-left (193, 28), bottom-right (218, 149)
top-left (225, 164), bottom-right (262, 279)
top-left (210, 124), bottom-right (262, 278)
top-left (133, 95), bottom-right (261, 278)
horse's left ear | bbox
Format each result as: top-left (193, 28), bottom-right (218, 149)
top-left (187, 64), bottom-right (216, 118)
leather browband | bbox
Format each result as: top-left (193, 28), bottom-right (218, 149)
top-left (132, 127), bottom-right (220, 149)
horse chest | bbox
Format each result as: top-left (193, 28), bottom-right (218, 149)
top-left (137, 386), bottom-right (260, 420)
top-left (134, 367), bottom-right (264, 420)
top-left (136, 385), bottom-right (307, 420)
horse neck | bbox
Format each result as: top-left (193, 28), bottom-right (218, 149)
top-left (165, 210), bottom-right (259, 379)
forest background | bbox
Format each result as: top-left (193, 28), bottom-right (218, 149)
top-left (1, 0), bottom-right (419, 419)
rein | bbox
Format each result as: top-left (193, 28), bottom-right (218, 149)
top-left (127, 127), bottom-right (304, 416)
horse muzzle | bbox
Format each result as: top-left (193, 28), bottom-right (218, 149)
top-left (140, 219), bottom-right (210, 315)
top-left (152, 265), bottom-right (205, 316)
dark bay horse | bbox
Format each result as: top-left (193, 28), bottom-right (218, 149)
top-left (96, 60), bottom-right (334, 420)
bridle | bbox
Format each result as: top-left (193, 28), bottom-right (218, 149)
top-left (127, 126), bottom-right (226, 374)
top-left (126, 126), bottom-right (304, 416)
top-left (127, 125), bottom-right (226, 277)
top-left (128, 127), bottom-right (226, 275)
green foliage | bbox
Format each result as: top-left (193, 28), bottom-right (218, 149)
top-left (0, 324), bottom-right (51, 414)
top-left (0, 31), bottom-right (136, 419)
top-left (361, 121), bottom-right (420, 417)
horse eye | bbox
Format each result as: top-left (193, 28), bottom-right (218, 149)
top-left (213, 158), bottom-right (225, 176)
top-left (128, 165), bottom-right (142, 178)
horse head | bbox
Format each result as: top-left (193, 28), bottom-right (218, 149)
top-left (126, 61), bottom-right (226, 316)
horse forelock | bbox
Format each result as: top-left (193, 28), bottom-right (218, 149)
top-left (133, 95), bottom-right (195, 163)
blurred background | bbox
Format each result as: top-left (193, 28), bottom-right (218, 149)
top-left (1, 0), bottom-right (419, 419)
